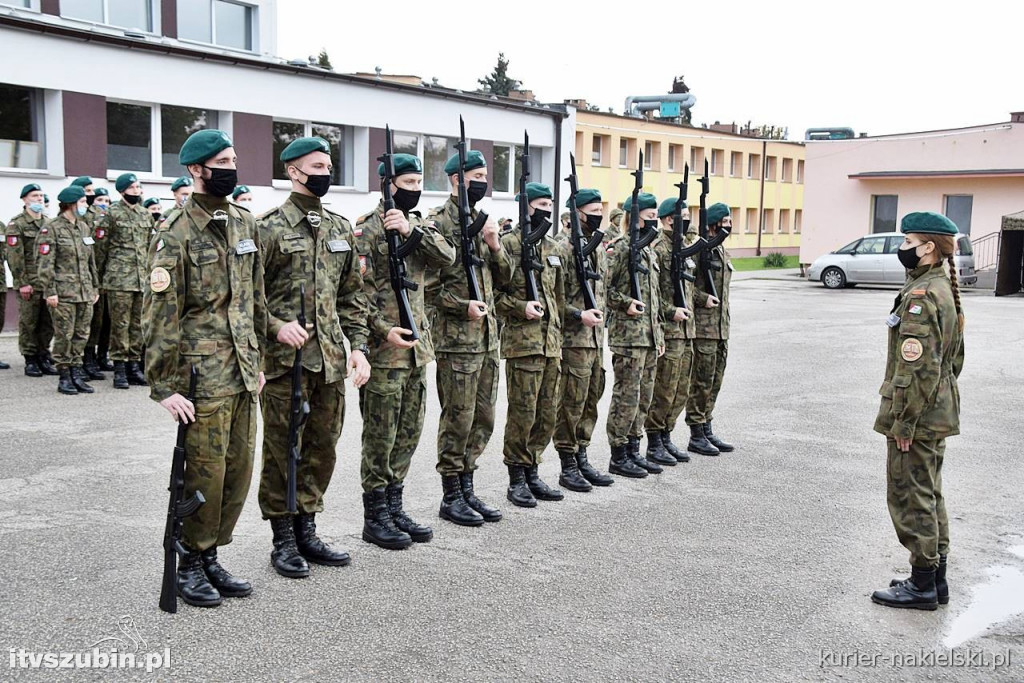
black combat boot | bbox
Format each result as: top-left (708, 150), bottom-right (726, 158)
top-left (362, 489), bottom-right (413, 550)
top-left (661, 431), bottom-right (690, 462)
top-left (24, 355), bottom-right (43, 377)
top-left (459, 472), bottom-right (502, 522)
top-left (576, 446), bottom-right (614, 486)
top-left (0, 359), bottom-right (9, 370)
top-left (269, 517), bottom-right (310, 578)
top-left (703, 421), bottom-right (734, 452)
top-left (386, 483), bottom-right (434, 542)
top-left (112, 362), bottom-right (129, 389)
top-left (526, 464), bottom-right (564, 501)
top-left (57, 367), bottom-right (78, 395)
top-left (71, 366), bottom-right (95, 394)
top-left (891, 555), bottom-right (948, 605)
top-left (38, 353), bottom-right (58, 376)
top-left (439, 474), bottom-right (485, 526)
top-left (687, 423), bottom-right (720, 456)
top-left (646, 431), bottom-right (677, 466)
top-left (295, 513), bottom-right (351, 565)
top-left (83, 348), bottom-right (105, 380)
top-left (871, 566), bottom-right (939, 610)
top-left (558, 451), bottom-right (592, 492)
top-left (629, 436), bottom-right (662, 474)
top-left (609, 444), bottom-right (647, 478)
top-left (97, 349), bottom-right (114, 371)
top-left (176, 549), bottom-right (222, 607)
top-left (126, 360), bottom-right (148, 386)
top-left (200, 547), bottom-right (252, 597)
top-left (506, 465), bottom-right (537, 508)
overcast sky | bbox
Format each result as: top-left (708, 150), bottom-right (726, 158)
top-left (278, 0), bottom-right (1020, 139)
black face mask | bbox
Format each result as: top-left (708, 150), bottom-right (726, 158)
top-left (298, 171), bottom-right (332, 198)
top-left (122, 193), bottom-right (142, 206)
top-left (643, 219), bottom-right (658, 230)
top-left (393, 187), bottom-right (421, 212)
top-left (898, 244), bottom-right (923, 270)
top-left (152, 213), bottom-right (162, 221)
top-left (203, 166), bottom-right (238, 198)
top-left (85, 194), bottom-right (96, 206)
top-left (467, 180), bottom-right (488, 205)
top-left (530, 209), bottom-right (551, 231)
top-left (584, 214), bottom-right (603, 232)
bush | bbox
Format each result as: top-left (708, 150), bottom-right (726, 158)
top-left (763, 252), bottom-right (788, 268)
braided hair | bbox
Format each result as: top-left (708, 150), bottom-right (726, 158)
top-left (928, 235), bottom-right (965, 332)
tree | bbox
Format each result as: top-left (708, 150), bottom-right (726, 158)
top-left (316, 49), bottom-right (333, 70)
top-left (478, 53), bottom-right (521, 97)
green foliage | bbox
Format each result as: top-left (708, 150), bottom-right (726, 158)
top-left (478, 53), bottom-right (521, 97)
top-left (763, 252), bottom-right (790, 268)
top-left (316, 49), bottom-right (333, 70)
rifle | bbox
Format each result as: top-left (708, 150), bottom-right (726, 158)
top-left (695, 158), bottom-right (731, 301)
top-left (518, 130), bottom-right (547, 306)
top-left (378, 124), bottom-right (423, 342)
top-left (627, 151), bottom-right (659, 312)
top-left (670, 163), bottom-right (707, 309)
top-left (565, 153), bottom-right (602, 311)
top-left (287, 283), bottom-right (311, 514)
top-left (455, 116), bottom-right (488, 303)
top-left (160, 366), bottom-right (204, 614)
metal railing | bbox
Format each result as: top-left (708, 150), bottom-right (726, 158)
top-left (971, 232), bottom-right (1000, 271)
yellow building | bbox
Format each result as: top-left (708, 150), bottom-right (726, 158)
top-left (573, 110), bottom-right (805, 257)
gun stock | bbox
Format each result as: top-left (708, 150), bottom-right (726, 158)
top-left (456, 117), bottom-right (486, 302)
top-left (565, 153), bottom-right (600, 312)
top-left (379, 124), bottom-right (422, 342)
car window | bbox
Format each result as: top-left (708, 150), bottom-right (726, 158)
top-left (835, 239), bottom-right (860, 254)
top-left (857, 237), bottom-right (886, 254)
top-left (885, 236), bottom-right (903, 254)
top-left (957, 236), bottom-right (973, 256)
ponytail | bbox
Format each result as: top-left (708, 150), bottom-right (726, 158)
top-left (945, 253), bottom-right (965, 332)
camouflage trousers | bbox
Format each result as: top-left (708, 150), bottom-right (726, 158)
top-left (503, 355), bottom-right (562, 467)
top-left (49, 301), bottom-right (91, 368)
top-left (606, 346), bottom-right (658, 447)
top-left (259, 370), bottom-right (344, 519)
top-left (182, 391), bottom-right (257, 552)
top-left (17, 290), bottom-right (53, 356)
top-left (87, 293), bottom-right (111, 351)
top-left (553, 347), bottom-right (605, 453)
top-left (686, 339), bottom-right (728, 425)
top-left (435, 351), bottom-right (499, 475)
top-left (886, 438), bottom-right (949, 568)
top-left (359, 364), bottom-right (427, 492)
top-left (646, 338), bottom-right (694, 433)
top-left (106, 290), bottom-right (143, 361)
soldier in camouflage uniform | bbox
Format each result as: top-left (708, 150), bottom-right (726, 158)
top-left (645, 198), bottom-right (699, 465)
top-left (553, 189), bottom-right (614, 489)
top-left (171, 176), bottom-right (194, 209)
top-left (605, 192), bottom-right (665, 478)
top-left (685, 202), bottom-right (735, 456)
top-left (98, 173), bottom-right (152, 389)
top-left (143, 129), bottom-right (267, 608)
top-left (144, 197), bottom-right (164, 224)
top-left (355, 153), bottom-right (456, 549)
top-left (36, 185), bottom-right (100, 395)
top-left (258, 136), bottom-right (370, 575)
top-left (426, 149), bottom-right (512, 527)
top-left (494, 182), bottom-right (566, 507)
top-left (5, 183), bottom-right (57, 377)
top-left (68, 176), bottom-right (107, 380)
top-left (84, 185), bottom-right (114, 374)
top-left (605, 206), bottom-right (624, 245)
top-left (0, 218), bottom-right (9, 369)
top-left (870, 212), bottom-right (965, 611)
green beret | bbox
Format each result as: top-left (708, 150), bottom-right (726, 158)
top-left (658, 198), bottom-right (682, 219)
top-left (178, 129), bottom-right (233, 165)
top-left (378, 153), bottom-right (423, 178)
top-left (900, 211), bottom-right (958, 236)
top-left (444, 150), bottom-right (486, 176)
top-left (115, 173), bottom-right (138, 193)
top-left (707, 202), bottom-right (731, 225)
top-left (569, 188), bottom-right (602, 208)
top-left (44, 194), bottom-right (49, 202)
top-left (280, 136), bottom-right (331, 163)
top-left (143, 197), bottom-right (161, 208)
top-left (20, 183), bottom-right (42, 198)
top-left (515, 182), bottom-right (552, 202)
top-left (622, 192), bottom-right (658, 213)
top-left (71, 176), bottom-right (93, 188)
top-left (57, 186), bottom-right (86, 203)
top-left (171, 176), bottom-right (193, 192)
top-left (94, 187), bottom-right (110, 197)
top-left (232, 185), bottom-right (251, 199)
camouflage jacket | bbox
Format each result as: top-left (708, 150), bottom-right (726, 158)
top-left (36, 214), bottom-right (99, 303)
top-left (0, 220), bottom-right (6, 294)
top-left (605, 236), bottom-right (664, 349)
top-left (652, 226), bottom-right (699, 340)
top-left (99, 200), bottom-right (152, 291)
top-left (692, 241), bottom-right (732, 340)
top-left (5, 210), bottom-right (48, 288)
top-left (143, 194), bottom-right (267, 402)
top-left (258, 193), bottom-right (370, 384)
top-left (561, 228), bottom-right (607, 349)
top-left (874, 264), bottom-right (964, 441)
top-left (354, 199), bottom-right (456, 369)
top-left (495, 231), bottom-right (565, 359)
top-left (425, 196), bottom-right (513, 354)
top-left (85, 205), bottom-right (111, 276)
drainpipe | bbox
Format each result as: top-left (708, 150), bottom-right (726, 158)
top-left (756, 139), bottom-right (767, 257)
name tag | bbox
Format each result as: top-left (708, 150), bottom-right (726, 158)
top-left (685, 257), bottom-right (696, 270)
top-left (886, 313), bottom-right (901, 328)
top-left (191, 241), bottom-right (214, 252)
top-left (328, 239), bottom-right (351, 253)
top-left (83, 236), bottom-right (95, 246)
top-left (283, 232), bottom-right (303, 241)
top-left (547, 255), bottom-right (562, 267)
top-left (235, 239), bottom-right (257, 255)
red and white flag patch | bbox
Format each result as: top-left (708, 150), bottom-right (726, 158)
top-left (38, 243), bottom-right (50, 255)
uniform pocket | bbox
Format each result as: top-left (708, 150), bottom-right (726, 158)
top-left (179, 339), bottom-right (218, 356)
top-left (899, 322), bottom-right (931, 337)
top-left (509, 357), bottom-right (546, 373)
top-left (695, 339), bottom-right (718, 355)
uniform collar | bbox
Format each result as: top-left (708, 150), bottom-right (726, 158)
top-left (186, 194), bottom-right (238, 230)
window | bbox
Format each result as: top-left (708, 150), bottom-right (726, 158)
top-left (710, 149), bottom-right (724, 176)
top-left (884, 236), bottom-right (903, 254)
top-left (763, 208), bottom-right (775, 234)
top-left (730, 151), bottom-right (742, 177)
top-left (107, 102), bottom-right (152, 172)
top-left (748, 153), bottom-right (761, 179)
top-left (835, 239), bottom-right (859, 254)
top-left (778, 208), bottom-right (790, 233)
top-left (273, 120), bottom-right (354, 186)
top-left (178, 0), bottom-right (256, 51)
top-left (575, 132), bottom-right (583, 161)
top-left (393, 133), bottom-right (418, 157)
top-left (856, 236), bottom-right (887, 254)
top-left (0, 84), bottom-right (45, 170)
top-left (765, 156), bottom-right (777, 181)
top-left (591, 135), bottom-right (606, 165)
top-left (781, 158), bottom-right (793, 182)
top-left (619, 138), bottom-right (629, 167)
top-left (872, 195), bottom-right (898, 233)
top-left (796, 159), bottom-right (804, 184)
top-left (492, 144), bottom-right (513, 194)
top-left (690, 146), bottom-right (704, 172)
top-left (161, 105), bottom-right (218, 177)
top-left (668, 144), bottom-right (682, 172)
top-left (745, 208), bottom-right (757, 234)
top-left (944, 195), bottom-right (973, 234)
top-left (5, 0), bottom-right (33, 7)
top-left (794, 209), bottom-right (802, 234)
top-left (62, 0), bottom-right (153, 30)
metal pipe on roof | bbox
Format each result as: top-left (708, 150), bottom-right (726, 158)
top-left (624, 93), bottom-right (697, 116)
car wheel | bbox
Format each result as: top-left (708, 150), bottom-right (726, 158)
top-left (822, 267), bottom-right (846, 289)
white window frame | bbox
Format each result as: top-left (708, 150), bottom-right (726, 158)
top-left (591, 135), bottom-right (603, 166)
top-left (271, 118), bottom-right (355, 190)
top-left (618, 138), bottom-right (629, 168)
top-left (60, 0), bottom-right (160, 34)
top-left (490, 142), bottom-right (517, 196)
top-left (730, 151), bottom-right (741, 177)
top-left (176, 0), bottom-right (259, 54)
top-left (0, 84), bottom-right (48, 173)
top-left (107, 100), bottom-right (225, 181)
top-left (2, 1), bottom-right (41, 11)
top-left (384, 130), bottom-right (460, 197)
